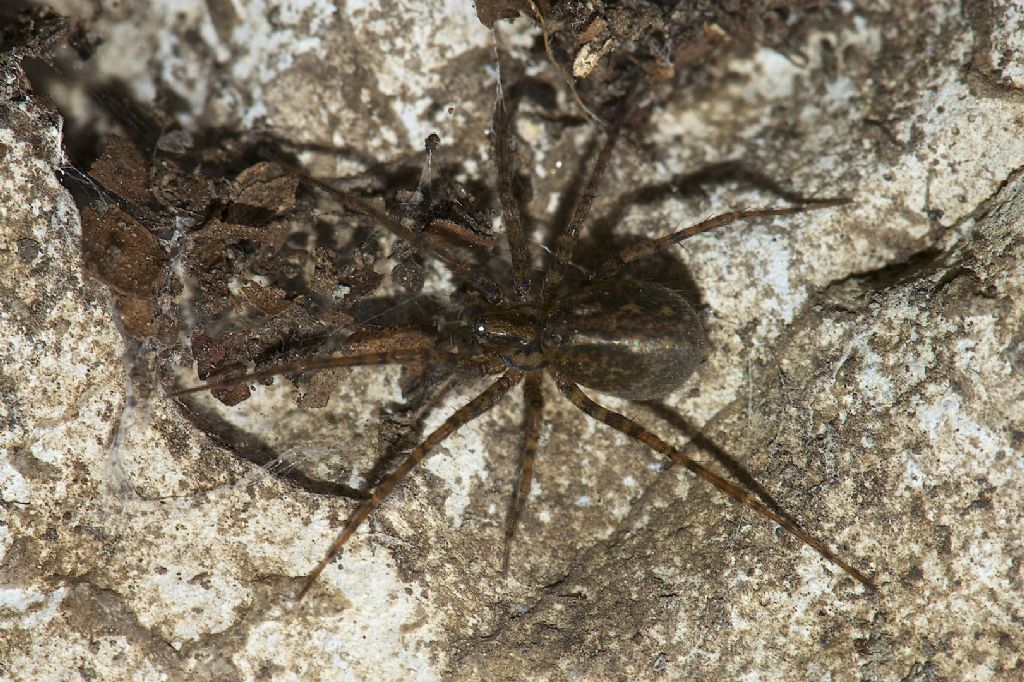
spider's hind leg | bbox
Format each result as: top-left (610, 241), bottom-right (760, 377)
top-left (639, 399), bottom-right (801, 529)
top-left (296, 369), bottom-right (523, 601)
top-left (502, 370), bottom-right (544, 573)
top-left (554, 373), bottom-right (876, 591)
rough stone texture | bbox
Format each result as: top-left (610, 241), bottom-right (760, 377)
top-left (2, 1), bottom-right (1022, 680)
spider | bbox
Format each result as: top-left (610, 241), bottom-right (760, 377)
top-left (172, 76), bottom-right (876, 601)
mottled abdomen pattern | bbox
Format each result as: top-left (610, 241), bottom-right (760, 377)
top-left (541, 280), bottom-right (705, 400)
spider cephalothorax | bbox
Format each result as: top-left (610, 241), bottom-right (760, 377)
top-left (173, 71), bottom-right (874, 600)
top-left (473, 279), bottom-right (705, 399)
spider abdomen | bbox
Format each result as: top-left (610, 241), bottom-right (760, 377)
top-left (540, 280), bottom-right (706, 400)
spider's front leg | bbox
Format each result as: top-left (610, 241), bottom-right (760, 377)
top-left (590, 200), bottom-right (851, 281)
top-left (540, 114), bottom-right (624, 309)
top-left (170, 323), bottom-right (458, 398)
top-left (492, 81), bottom-right (532, 304)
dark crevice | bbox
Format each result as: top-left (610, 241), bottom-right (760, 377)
top-left (826, 247), bottom-right (946, 294)
top-left (814, 162), bottom-right (1024, 302)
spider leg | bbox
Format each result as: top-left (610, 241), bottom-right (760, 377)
top-left (426, 218), bottom-right (495, 251)
top-left (639, 400), bottom-right (800, 528)
top-left (289, 169), bottom-right (506, 305)
top-left (168, 349), bottom-right (442, 397)
top-left (297, 369), bottom-right (523, 600)
top-left (502, 370), bottom-right (544, 573)
top-left (361, 371), bottom-right (463, 493)
top-left (554, 373), bottom-right (876, 591)
top-left (591, 199), bottom-right (850, 280)
top-left (540, 114), bottom-right (624, 309)
top-left (493, 86), bottom-right (532, 303)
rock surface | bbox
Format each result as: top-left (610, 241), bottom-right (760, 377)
top-left (2, 1), bottom-right (1022, 680)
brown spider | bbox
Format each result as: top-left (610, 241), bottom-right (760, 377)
top-left (172, 78), bottom-right (876, 600)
